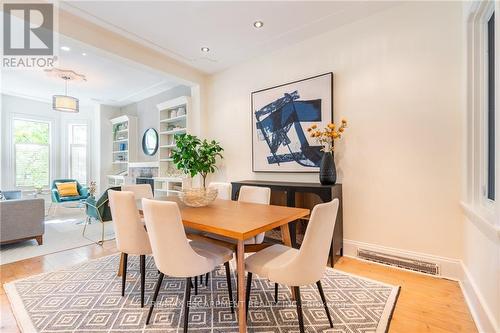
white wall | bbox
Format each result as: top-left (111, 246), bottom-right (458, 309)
top-left (119, 85), bottom-right (191, 162)
top-left (97, 104), bottom-right (120, 190)
top-left (462, 219), bottom-right (499, 332)
top-left (0, 94), bottom-right (97, 189)
top-left (206, 2), bottom-right (465, 259)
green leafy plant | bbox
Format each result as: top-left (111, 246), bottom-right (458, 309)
top-left (171, 134), bottom-right (223, 188)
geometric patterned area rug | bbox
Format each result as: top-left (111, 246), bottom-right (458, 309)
top-left (4, 254), bottom-right (400, 333)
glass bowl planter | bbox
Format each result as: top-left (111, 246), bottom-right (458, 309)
top-left (179, 187), bottom-right (218, 207)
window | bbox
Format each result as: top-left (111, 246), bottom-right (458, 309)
top-left (465, 2), bottom-right (497, 224)
top-left (69, 124), bottom-right (88, 184)
top-left (487, 12), bottom-right (495, 201)
top-left (13, 119), bottom-right (50, 188)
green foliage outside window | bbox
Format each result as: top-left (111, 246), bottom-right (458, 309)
top-left (14, 119), bottom-right (50, 188)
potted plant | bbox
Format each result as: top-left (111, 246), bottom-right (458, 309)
top-left (307, 119), bottom-right (348, 185)
top-left (171, 134), bottom-right (224, 206)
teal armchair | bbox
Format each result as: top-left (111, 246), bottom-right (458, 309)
top-left (83, 187), bottom-right (120, 245)
top-left (51, 179), bottom-right (89, 203)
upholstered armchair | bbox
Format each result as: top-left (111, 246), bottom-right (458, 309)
top-left (50, 179), bottom-right (90, 203)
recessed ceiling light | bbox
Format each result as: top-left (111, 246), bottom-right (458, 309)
top-left (82, 52), bottom-right (87, 56)
top-left (201, 47), bottom-right (210, 52)
top-left (253, 20), bottom-right (264, 28)
top-left (60, 46), bottom-right (70, 51)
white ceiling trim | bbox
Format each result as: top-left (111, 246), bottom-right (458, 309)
top-left (115, 79), bottom-right (179, 105)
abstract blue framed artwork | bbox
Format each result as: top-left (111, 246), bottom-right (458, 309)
top-left (252, 72), bottom-right (333, 172)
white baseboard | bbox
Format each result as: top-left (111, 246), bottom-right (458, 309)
top-left (343, 239), bottom-right (497, 333)
top-left (459, 262), bottom-right (498, 333)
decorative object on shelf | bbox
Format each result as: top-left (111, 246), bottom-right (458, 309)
top-left (108, 115), bottom-right (137, 187)
top-left (142, 128), bottom-right (159, 156)
top-left (171, 134), bottom-right (223, 207)
top-left (179, 187), bottom-right (218, 207)
top-left (252, 72), bottom-right (333, 172)
top-left (307, 119), bottom-right (348, 185)
top-left (156, 96), bottom-right (190, 196)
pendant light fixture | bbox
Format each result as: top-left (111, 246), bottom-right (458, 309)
top-left (53, 75), bottom-right (79, 113)
top-left (45, 68), bottom-right (86, 113)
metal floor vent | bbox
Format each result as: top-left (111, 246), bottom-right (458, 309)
top-left (357, 248), bottom-right (440, 276)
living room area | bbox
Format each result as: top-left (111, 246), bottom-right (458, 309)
top-left (1, 1), bottom-right (499, 333)
top-left (0, 33), bottom-right (193, 264)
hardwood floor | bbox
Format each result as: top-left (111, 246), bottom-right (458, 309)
top-left (335, 257), bottom-right (478, 333)
top-left (0, 242), bottom-right (477, 333)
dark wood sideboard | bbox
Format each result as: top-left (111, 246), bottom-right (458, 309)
top-left (231, 180), bottom-right (343, 267)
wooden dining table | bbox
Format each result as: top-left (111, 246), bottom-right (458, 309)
top-left (127, 196), bottom-right (309, 333)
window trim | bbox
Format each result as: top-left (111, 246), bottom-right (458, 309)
top-left (465, 1), bottom-right (498, 230)
top-left (68, 123), bottom-right (89, 185)
top-left (11, 116), bottom-right (53, 189)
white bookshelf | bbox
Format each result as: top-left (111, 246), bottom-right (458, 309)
top-left (107, 115), bottom-right (137, 187)
top-left (154, 96), bottom-right (191, 196)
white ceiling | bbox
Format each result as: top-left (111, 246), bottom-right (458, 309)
top-left (2, 2), bottom-right (397, 105)
top-left (61, 1), bottom-right (398, 74)
top-left (1, 33), bottom-right (181, 107)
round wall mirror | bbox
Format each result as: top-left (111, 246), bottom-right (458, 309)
top-left (142, 128), bottom-right (159, 156)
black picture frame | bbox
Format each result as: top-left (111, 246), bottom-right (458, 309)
top-left (251, 72), bottom-right (334, 173)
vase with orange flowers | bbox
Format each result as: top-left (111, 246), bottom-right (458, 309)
top-left (307, 119), bottom-right (348, 185)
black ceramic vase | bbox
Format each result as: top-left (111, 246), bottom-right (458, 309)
top-left (319, 152), bottom-right (337, 185)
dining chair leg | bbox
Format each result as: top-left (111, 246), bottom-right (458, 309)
top-left (316, 280), bottom-right (333, 328)
top-left (183, 277), bottom-right (192, 333)
top-left (194, 276), bottom-right (198, 295)
top-left (140, 255), bottom-right (146, 308)
top-left (245, 272), bottom-right (252, 319)
top-left (274, 283), bottom-right (279, 303)
top-left (146, 272), bottom-right (164, 325)
top-left (205, 272), bottom-right (209, 286)
top-left (121, 253), bottom-right (128, 297)
top-left (99, 221), bottom-right (105, 245)
top-left (224, 262), bottom-right (234, 313)
top-left (82, 216), bottom-right (89, 236)
top-left (294, 286), bottom-right (305, 333)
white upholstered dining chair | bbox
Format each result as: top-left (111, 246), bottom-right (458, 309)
top-left (121, 184), bottom-right (153, 200)
top-left (108, 190), bottom-right (152, 308)
top-left (203, 185), bottom-right (271, 246)
top-left (237, 186), bottom-right (271, 244)
top-left (141, 198), bottom-right (235, 331)
top-left (208, 181), bottom-right (232, 200)
top-left (244, 199), bottom-right (340, 333)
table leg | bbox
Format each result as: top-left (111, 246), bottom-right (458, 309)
top-left (117, 253), bottom-right (125, 277)
top-left (237, 240), bottom-right (246, 333)
top-left (280, 224), bottom-right (292, 247)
